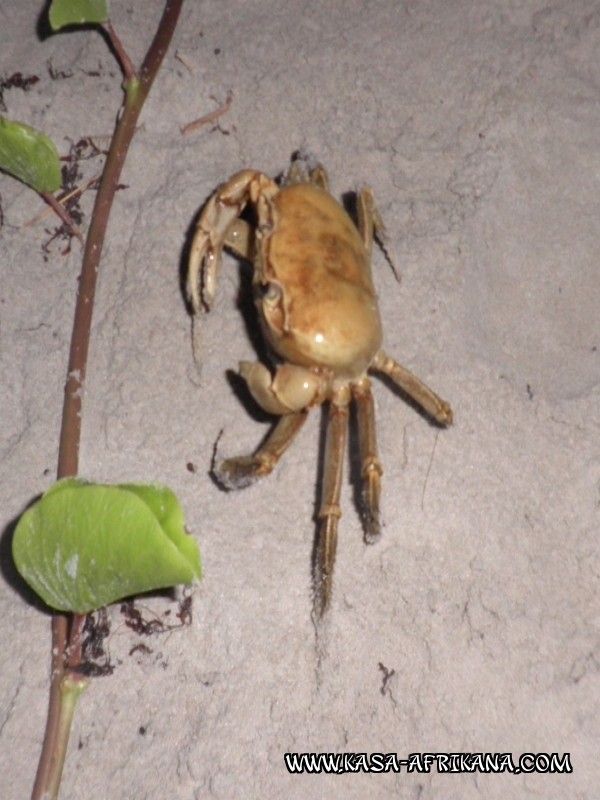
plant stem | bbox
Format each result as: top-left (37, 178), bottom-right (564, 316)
top-left (32, 4), bottom-right (184, 799)
top-left (40, 191), bottom-right (84, 242)
top-left (30, 614), bottom-right (69, 799)
top-left (66, 613), bottom-right (87, 670)
top-left (57, 0), bottom-right (184, 480)
top-left (104, 21), bottom-right (137, 82)
top-left (44, 675), bottom-right (90, 799)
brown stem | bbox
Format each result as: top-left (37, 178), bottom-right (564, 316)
top-left (30, 614), bottom-right (69, 799)
top-left (66, 614), bottom-right (87, 670)
top-left (32, 3), bottom-right (184, 799)
top-left (57, 0), bottom-right (184, 479)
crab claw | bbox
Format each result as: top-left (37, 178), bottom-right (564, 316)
top-left (187, 170), bottom-right (279, 315)
top-left (187, 198), bottom-right (228, 313)
top-left (239, 362), bottom-right (322, 415)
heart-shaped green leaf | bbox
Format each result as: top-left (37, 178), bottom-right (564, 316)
top-left (12, 479), bottom-right (201, 613)
top-left (49, 0), bottom-right (109, 30)
top-left (0, 116), bottom-right (62, 193)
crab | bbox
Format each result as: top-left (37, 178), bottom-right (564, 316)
top-left (187, 153), bottom-right (453, 616)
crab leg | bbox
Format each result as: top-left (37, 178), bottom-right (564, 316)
top-left (371, 350), bottom-right (453, 426)
top-left (314, 390), bottom-right (350, 617)
top-left (215, 411), bottom-right (308, 491)
top-left (351, 378), bottom-right (383, 542)
top-left (357, 187), bottom-right (400, 282)
top-left (356, 187), bottom-right (385, 258)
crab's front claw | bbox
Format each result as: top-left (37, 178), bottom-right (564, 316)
top-left (187, 170), bottom-right (279, 315)
top-left (239, 361), bottom-right (322, 415)
top-left (187, 196), bottom-right (230, 314)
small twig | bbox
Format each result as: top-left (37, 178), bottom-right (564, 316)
top-left (378, 661), bottom-right (396, 697)
top-left (24, 175), bottom-right (101, 228)
top-left (181, 91), bottom-right (233, 135)
top-left (39, 191), bottom-right (84, 242)
top-left (174, 50), bottom-right (194, 73)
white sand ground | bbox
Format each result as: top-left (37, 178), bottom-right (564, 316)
top-left (1, 1), bottom-right (599, 798)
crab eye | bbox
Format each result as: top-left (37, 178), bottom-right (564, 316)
top-left (261, 281), bottom-right (283, 306)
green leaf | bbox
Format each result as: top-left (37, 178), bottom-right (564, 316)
top-left (12, 479), bottom-right (202, 614)
top-left (0, 116), bottom-right (62, 193)
top-left (49, 0), bottom-right (109, 31)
